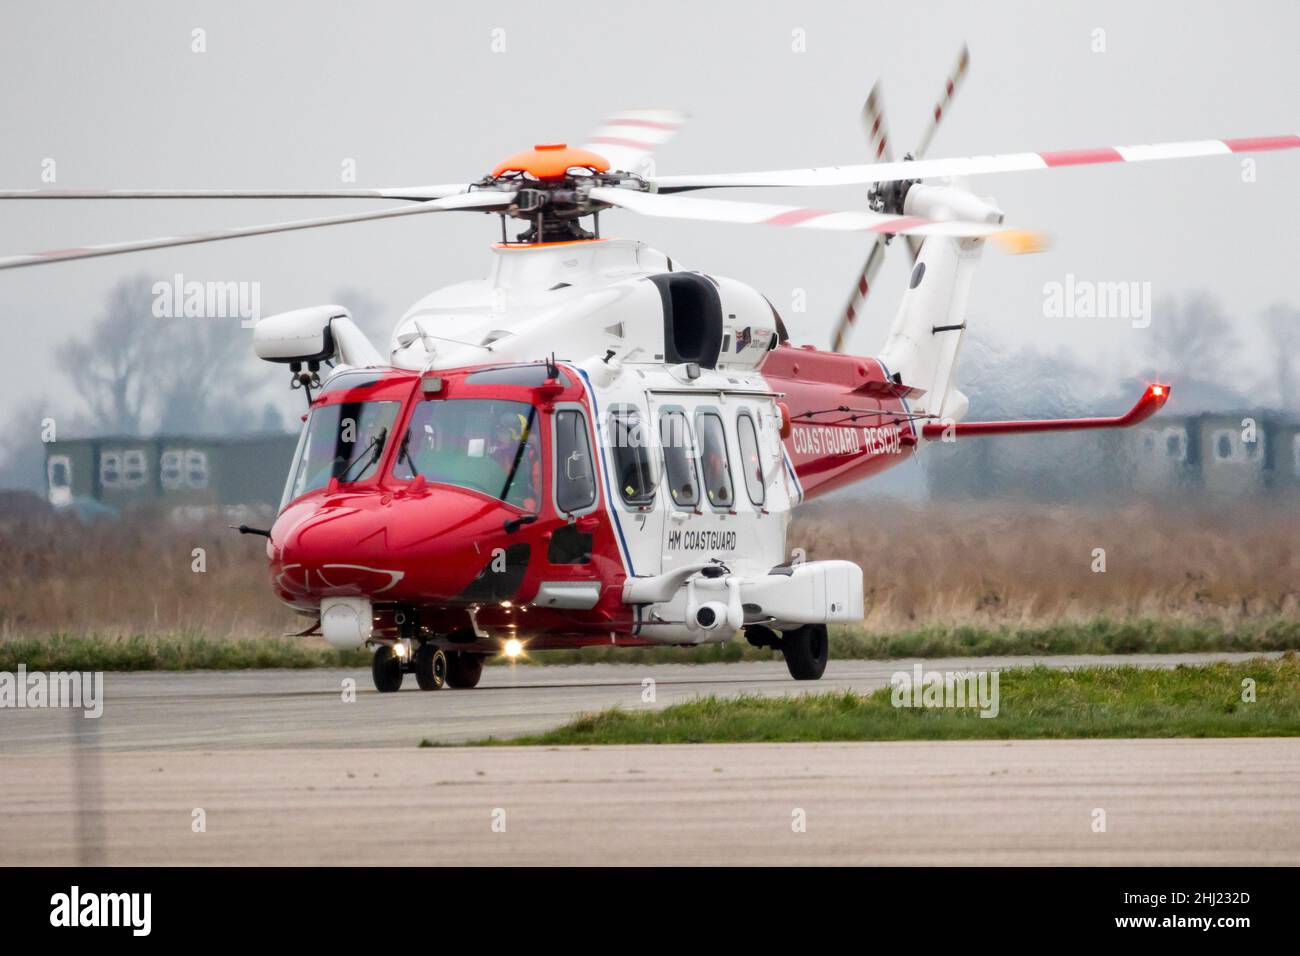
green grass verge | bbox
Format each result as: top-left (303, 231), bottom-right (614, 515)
top-left (0, 634), bottom-right (370, 672)
top-left (4, 618), bottom-right (1300, 672)
top-left (464, 655), bottom-right (1300, 745)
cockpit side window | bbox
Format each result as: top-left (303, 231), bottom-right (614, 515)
top-left (554, 409), bottom-right (596, 514)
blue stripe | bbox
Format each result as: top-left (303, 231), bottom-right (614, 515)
top-left (571, 365), bottom-right (636, 576)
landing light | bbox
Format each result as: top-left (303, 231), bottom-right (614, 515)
top-left (392, 640), bottom-right (409, 659)
top-left (503, 638), bottom-right (523, 659)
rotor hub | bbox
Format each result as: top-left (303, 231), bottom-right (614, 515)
top-left (482, 143), bottom-right (641, 243)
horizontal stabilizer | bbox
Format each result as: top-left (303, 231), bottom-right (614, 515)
top-left (920, 384), bottom-right (1170, 439)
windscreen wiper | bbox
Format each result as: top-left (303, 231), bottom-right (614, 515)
top-left (337, 427), bottom-right (388, 483)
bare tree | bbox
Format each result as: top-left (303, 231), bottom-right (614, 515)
top-left (58, 274), bottom-right (269, 437)
top-left (1143, 293), bottom-right (1241, 381)
top-left (56, 275), bottom-right (158, 434)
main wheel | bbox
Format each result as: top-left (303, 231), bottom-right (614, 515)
top-left (414, 644), bottom-right (447, 691)
top-left (781, 623), bottom-right (829, 680)
top-left (372, 644), bottom-right (404, 692)
top-left (446, 651), bottom-right (486, 689)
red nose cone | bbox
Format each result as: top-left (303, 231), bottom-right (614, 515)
top-left (269, 486), bottom-right (530, 608)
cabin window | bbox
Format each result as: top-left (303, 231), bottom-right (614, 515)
top-left (736, 412), bottom-right (766, 506)
top-left (609, 409), bottom-right (656, 506)
top-left (1213, 430), bottom-right (1235, 462)
top-left (696, 412), bottom-right (734, 509)
top-left (554, 409), bottom-right (596, 514)
top-left (659, 410), bottom-right (699, 509)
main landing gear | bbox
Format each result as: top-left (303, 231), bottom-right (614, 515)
top-left (371, 642), bottom-right (487, 692)
top-left (745, 623), bottom-right (830, 681)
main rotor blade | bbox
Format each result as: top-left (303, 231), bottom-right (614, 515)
top-left (0, 190), bottom-right (514, 271)
top-left (588, 186), bottom-right (1019, 239)
top-left (582, 109), bottom-right (687, 178)
top-left (0, 184), bottom-right (472, 201)
top-left (903, 43), bottom-right (972, 261)
top-left (653, 134), bottom-right (1300, 192)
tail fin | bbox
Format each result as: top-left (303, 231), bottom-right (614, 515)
top-left (876, 185), bottom-right (1001, 421)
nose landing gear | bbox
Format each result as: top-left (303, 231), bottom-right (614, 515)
top-left (370, 640), bottom-right (466, 692)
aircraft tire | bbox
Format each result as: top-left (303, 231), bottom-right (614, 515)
top-left (446, 651), bottom-right (486, 689)
top-left (414, 644), bottom-right (448, 691)
top-left (372, 644), bottom-right (404, 692)
top-left (781, 623), bottom-right (829, 680)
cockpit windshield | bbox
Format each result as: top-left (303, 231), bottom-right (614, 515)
top-left (393, 398), bottom-right (541, 511)
top-left (282, 400), bottom-right (401, 508)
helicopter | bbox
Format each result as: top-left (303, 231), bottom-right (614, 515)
top-left (3, 49), bottom-right (1296, 690)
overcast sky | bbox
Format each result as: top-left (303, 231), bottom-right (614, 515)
top-left (2, 0), bottom-right (1298, 427)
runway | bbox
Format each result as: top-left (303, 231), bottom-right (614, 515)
top-left (1, 653), bottom-right (1294, 865)
top-left (1, 739), bottom-right (1297, 865)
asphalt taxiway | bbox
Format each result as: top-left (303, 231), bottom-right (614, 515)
top-left (1, 654), bottom-right (1294, 864)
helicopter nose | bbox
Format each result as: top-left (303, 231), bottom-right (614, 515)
top-left (269, 486), bottom-right (529, 605)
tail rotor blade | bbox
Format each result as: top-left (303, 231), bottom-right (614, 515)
top-left (913, 43), bottom-right (971, 161)
top-left (862, 82), bottom-right (895, 163)
top-left (833, 83), bottom-right (897, 353)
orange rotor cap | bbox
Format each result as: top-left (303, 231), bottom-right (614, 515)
top-left (491, 143), bottom-right (611, 180)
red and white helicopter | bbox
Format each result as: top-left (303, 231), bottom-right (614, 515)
top-left (4, 50), bottom-right (1296, 690)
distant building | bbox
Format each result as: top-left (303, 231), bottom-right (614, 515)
top-left (1129, 412), bottom-right (1300, 496)
top-left (44, 434), bottom-right (298, 516)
